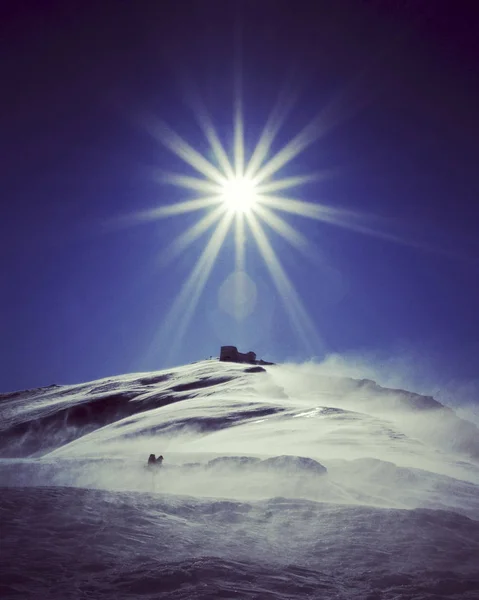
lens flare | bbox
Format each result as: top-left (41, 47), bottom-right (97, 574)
top-left (126, 80), bottom-right (425, 365)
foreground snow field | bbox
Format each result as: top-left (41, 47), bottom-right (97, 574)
top-left (1, 360), bottom-right (479, 598)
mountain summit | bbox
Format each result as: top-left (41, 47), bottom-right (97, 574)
top-left (2, 360), bottom-right (479, 598)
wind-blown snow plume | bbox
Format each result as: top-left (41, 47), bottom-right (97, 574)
top-left (1, 360), bottom-right (479, 598)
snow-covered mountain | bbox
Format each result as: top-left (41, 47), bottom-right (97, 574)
top-left (1, 360), bottom-right (479, 599)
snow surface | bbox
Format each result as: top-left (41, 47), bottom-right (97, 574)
top-left (1, 360), bottom-right (479, 599)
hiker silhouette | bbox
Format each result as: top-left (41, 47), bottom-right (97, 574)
top-left (147, 454), bottom-right (164, 468)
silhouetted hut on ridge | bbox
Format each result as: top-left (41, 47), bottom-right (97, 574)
top-left (219, 346), bottom-right (274, 365)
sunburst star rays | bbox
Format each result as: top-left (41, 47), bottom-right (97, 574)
top-left (138, 104), bottom-right (332, 363)
top-left (133, 86), bottom-right (425, 364)
top-left (159, 210), bottom-right (236, 359)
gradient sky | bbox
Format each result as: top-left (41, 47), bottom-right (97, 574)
top-left (2, 1), bottom-right (479, 393)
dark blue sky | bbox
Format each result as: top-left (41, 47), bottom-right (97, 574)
top-left (1, 0), bottom-right (479, 393)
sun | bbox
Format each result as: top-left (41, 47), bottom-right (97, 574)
top-left (129, 82), bottom-right (400, 361)
top-left (129, 95), bottom-right (333, 359)
top-left (221, 176), bottom-right (257, 213)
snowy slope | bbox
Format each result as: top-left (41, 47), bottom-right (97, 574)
top-left (1, 360), bottom-right (479, 599)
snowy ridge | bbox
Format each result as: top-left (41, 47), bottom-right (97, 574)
top-left (2, 360), bottom-right (479, 599)
top-left (2, 360), bottom-right (479, 462)
top-left (0, 362), bottom-right (249, 457)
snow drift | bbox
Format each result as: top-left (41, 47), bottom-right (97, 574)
top-left (1, 359), bottom-right (479, 599)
